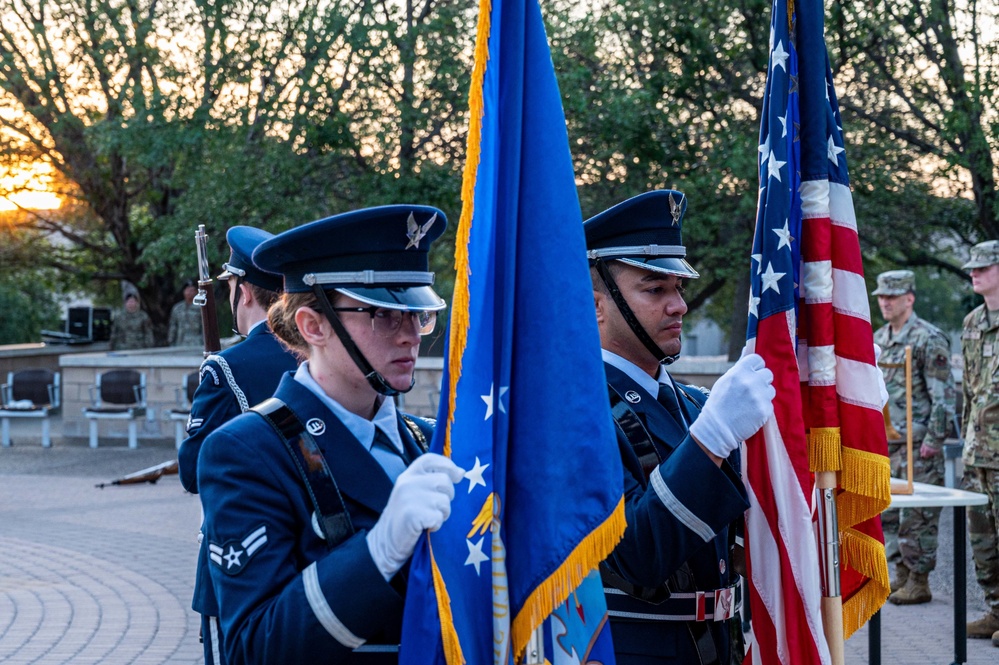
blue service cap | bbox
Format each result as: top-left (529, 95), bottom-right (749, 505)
top-left (583, 190), bottom-right (699, 279)
top-left (252, 205), bottom-right (448, 311)
top-left (216, 226), bottom-right (284, 292)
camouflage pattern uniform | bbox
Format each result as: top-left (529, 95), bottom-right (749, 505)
top-left (168, 300), bottom-right (203, 347)
top-left (875, 305), bottom-right (955, 576)
top-left (110, 307), bottom-right (154, 350)
top-left (961, 241), bottom-right (999, 623)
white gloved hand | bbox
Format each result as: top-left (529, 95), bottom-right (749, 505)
top-left (689, 352), bottom-right (776, 458)
top-left (874, 344), bottom-right (890, 409)
top-left (366, 453), bottom-right (465, 580)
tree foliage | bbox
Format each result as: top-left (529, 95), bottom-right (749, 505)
top-left (0, 0), bottom-right (995, 351)
top-left (0, 0), bottom-right (474, 342)
top-left (829, 0), bottom-right (998, 274)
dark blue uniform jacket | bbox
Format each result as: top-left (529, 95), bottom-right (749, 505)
top-left (602, 363), bottom-right (749, 665)
top-left (178, 323), bottom-right (299, 620)
top-left (198, 374), bottom-right (432, 665)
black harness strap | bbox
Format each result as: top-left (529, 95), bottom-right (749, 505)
top-left (608, 385), bottom-right (662, 481)
top-left (252, 397), bottom-right (354, 548)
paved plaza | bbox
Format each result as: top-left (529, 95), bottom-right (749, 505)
top-left (0, 423), bottom-right (996, 664)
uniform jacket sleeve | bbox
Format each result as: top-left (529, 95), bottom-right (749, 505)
top-left (178, 358), bottom-right (243, 493)
top-left (918, 329), bottom-right (956, 447)
top-left (603, 428), bottom-right (748, 589)
top-left (200, 421), bottom-right (403, 665)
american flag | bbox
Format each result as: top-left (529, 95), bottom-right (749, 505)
top-left (742, 0), bottom-right (891, 662)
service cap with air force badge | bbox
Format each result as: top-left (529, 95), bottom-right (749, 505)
top-left (252, 205), bottom-right (447, 311)
top-left (583, 190), bottom-right (699, 279)
top-left (872, 269), bottom-right (915, 296)
top-left (962, 240), bottom-right (999, 271)
top-left (217, 226), bottom-right (284, 292)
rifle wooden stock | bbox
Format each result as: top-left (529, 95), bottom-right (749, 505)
top-left (95, 459), bottom-right (178, 488)
top-left (199, 281), bottom-right (222, 356)
top-left (195, 225), bottom-right (222, 357)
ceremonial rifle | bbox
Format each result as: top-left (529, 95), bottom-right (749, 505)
top-left (95, 459), bottom-right (179, 488)
top-left (195, 224), bottom-right (222, 357)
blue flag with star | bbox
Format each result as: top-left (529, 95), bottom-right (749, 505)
top-left (398, 0), bottom-right (625, 663)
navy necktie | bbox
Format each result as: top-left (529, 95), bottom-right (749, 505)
top-left (371, 427), bottom-right (408, 481)
top-left (657, 383), bottom-right (684, 425)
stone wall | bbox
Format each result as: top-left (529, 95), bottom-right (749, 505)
top-left (5, 341), bottom-right (731, 447)
top-left (57, 347), bottom-right (444, 446)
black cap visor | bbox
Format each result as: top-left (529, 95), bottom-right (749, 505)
top-left (615, 256), bottom-right (699, 279)
top-left (335, 285), bottom-right (446, 311)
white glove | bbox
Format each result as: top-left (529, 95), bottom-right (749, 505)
top-left (689, 352), bottom-right (775, 458)
top-left (366, 453), bottom-right (465, 580)
top-left (874, 344), bottom-right (890, 409)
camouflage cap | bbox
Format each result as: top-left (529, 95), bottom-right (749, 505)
top-left (962, 240), bottom-right (999, 271)
top-left (872, 269), bottom-right (915, 296)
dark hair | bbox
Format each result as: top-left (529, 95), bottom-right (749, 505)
top-left (248, 283), bottom-right (281, 311)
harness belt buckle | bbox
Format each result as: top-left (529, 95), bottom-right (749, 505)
top-left (713, 586), bottom-right (735, 622)
top-left (694, 591), bottom-right (706, 622)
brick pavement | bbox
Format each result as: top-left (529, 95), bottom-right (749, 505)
top-left (1, 423), bottom-right (997, 664)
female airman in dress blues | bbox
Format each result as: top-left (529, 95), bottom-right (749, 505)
top-left (197, 206), bottom-right (464, 665)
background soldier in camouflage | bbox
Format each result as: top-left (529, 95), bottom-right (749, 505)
top-left (168, 279), bottom-right (203, 347)
top-left (873, 269), bottom-right (956, 605)
top-left (961, 240), bottom-right (999, 646)
top-left (109, 293), bottom-right (154, 350)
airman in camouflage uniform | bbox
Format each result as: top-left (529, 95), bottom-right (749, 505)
top-left (109, 293), bottom-right (154, 350)
top-left (168, 280), bottom-right (203, 347)
top-left (961, 240), bottom-right (999, 645)
top-left (873, 270), bottom-right (955, 605)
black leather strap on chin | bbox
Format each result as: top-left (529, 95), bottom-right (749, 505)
top-left (311, 285), bottom-right (415, 396)
top-left (594, 258), bottom-right (679, 366)
top-left (231, 277), bottom-right (245, 338)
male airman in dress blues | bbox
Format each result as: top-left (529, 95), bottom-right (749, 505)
top-left (961, 240), bottom-right (999, 646)
top-left (872, 269), bottom-right (955, 605)
top-left (178, 226), bottom-right (300, 665)
top-left (197, 206), bottom-right (463, 664)
top-left (585, 190), bottom-right (776, 664)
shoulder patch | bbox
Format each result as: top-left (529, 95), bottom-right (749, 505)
top-left (209, 525), bottom-right (268, 576)
top-left (200, 363), bottom-right (221, 387)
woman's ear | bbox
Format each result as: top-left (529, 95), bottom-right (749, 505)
top-left (295, 307), bottom-right (328, 347)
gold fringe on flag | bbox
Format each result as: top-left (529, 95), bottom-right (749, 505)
top-left (837, 446), bottom-right (892, 528)
top-left (444, 0), bottom-right (492, 459)
top-left (510, 497), bottom-right (627, 662)
top-left (808, 423), bottom-right (892, 640)
top-left (839, 528), bottom-right (890, 638)
top-left (808, 426), bottom-right (842, 473)
top-left (430, 540), bottom-right (466, 665)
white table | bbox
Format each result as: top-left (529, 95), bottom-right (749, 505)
top-left (869, 481), bottom-right (989, 665)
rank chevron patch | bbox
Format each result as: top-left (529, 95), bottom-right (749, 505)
top-left (209, 525), bottom-right (268, 576)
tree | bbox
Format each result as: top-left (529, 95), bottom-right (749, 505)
top-left (547, 0), bottom-right (772, 356)
top-left (828, 0), bottom-right (998, 272)
top-left (0, 0), bottom-right (474, 343)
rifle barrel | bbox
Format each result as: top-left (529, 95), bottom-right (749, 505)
top-left (195, 225), bottom-right (222, 356)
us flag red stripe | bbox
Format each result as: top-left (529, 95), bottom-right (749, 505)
top-left (742, 0), bottom-right (890, 662)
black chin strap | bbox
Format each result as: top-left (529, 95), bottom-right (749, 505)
top-left (231, 277), bottom-right (246, 338)
top-left (594, 259), bottom-right (679, 366)
top-left (311, 285), bottom-right (415, 396)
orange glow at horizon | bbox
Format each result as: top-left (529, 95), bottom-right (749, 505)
top-left (0, 162), bottom-right (62, 211)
